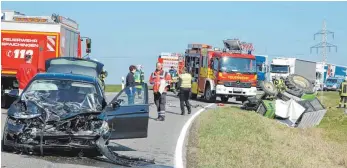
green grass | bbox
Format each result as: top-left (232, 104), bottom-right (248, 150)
top-left (187, 92), bottom-right (347, 168)
top-left (105, 84), bottom-right (122, 92)
top-left (316, 92), bottom-right (347, 143)
top-left (105, 84), bottom-right (153, 92)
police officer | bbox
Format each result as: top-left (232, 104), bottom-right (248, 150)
top-left (338, 77), bottom-right (347, 108)
top-left (178, 68), bottom-right (192, 115)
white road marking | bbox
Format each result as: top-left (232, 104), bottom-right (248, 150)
top-left (174, 103), bottom-right (215, 168)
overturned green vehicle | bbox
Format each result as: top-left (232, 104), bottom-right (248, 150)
top-left (242, 74), bottom-right (326, 128)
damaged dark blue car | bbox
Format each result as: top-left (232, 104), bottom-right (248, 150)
top-left (1, 58), bottom-right (154, 167)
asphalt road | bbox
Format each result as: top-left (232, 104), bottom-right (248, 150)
top-left (1, 91), bottom-right (243, 168)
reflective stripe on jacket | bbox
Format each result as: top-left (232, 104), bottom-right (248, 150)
top-left (149, 70), bottom-right (171, 93)
top-left (179, 73), bottom-right (192, 88)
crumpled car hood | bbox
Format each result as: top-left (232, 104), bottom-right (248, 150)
top-left (8, 91), bottom-right (104, 121)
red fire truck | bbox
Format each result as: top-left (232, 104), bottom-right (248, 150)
top-left (185, 39), bottom-right (257, 103)
top-left (1, 10), bottom-right (91, 108)
top-left (157, 52), bottom-right (185, 92)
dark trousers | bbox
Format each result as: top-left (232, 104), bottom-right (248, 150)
top-left (179, 88), bottom-right (191, 114)
top-left (154, 92), bottom-right (167, 117)
top-left (339, 96), bottom-right (347, 108)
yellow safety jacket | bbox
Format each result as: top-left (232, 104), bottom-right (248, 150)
top-left (134, 70), bottom-right (143, 89)
top-left (179, 73), bottom-right (192, 88)
top-left (339, 81), bottom-right (347, 96)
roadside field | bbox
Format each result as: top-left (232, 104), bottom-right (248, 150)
top-left (105, 84), bottom-right (153, 92)
top-left (105, 84), bottom-right (122, 92)
top-left (187, 91), bottom-right (347, 168)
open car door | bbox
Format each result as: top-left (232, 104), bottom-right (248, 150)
top-left (45, 57), bottom-right (104, 78)
top-left (104, 83), bottom-right (149, 139)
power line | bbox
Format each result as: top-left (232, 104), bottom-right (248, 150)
top-left (310, 20), bottom-right (337, 103)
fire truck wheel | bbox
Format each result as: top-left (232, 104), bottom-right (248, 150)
top-left (204, 85), bottom-right (216, 102)
top-left (221, 96), bottom-right (229, 103)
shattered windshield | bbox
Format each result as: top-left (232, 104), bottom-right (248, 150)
top-left (271, 65), bottom-right (289, 73)
top-left (13, 80), bottom-right (104, 121)
top-left (25, 80), bottom-right (97, 103)
top-left (219, 57), bottom-right (256, 73)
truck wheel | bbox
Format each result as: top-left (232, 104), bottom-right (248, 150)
top-left (261, 81), bottom-right (278, 96)
top-left (204, 85), bottom-right (216, 103)
top-left (221, 96), bottom-right (229, 103)
top-left (286, 74), bottom-right (314, 93)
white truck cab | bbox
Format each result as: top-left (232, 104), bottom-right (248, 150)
top-left (269, 57), bottom-right (295, 80)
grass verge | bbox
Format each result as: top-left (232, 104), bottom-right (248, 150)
top-left (105, 84), bottom-right (153, 92)
top-left (105, 84), bottom-right (122, 92)
top-left (187, 92), bottom-right (347, 168)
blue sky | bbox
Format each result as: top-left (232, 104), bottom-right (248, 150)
top-left (2, 1), bottom-right (347, 84)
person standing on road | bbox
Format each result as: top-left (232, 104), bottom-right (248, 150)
top-left (149, 62), bottom-right (171, 121)
top-left (169, 66), bottom-right (178, 94)
top-left (134, 65), bottom-right (144, 98)
top-left (126, 65), bottom-right (137, 105)
top-left (338, 77), bottom-right (347, 108)
top-left (177, 68), bottom-right (192, 115)
top-left (16, 54), bottom-right (38, 96)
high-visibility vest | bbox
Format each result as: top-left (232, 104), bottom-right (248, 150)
top-left (150, 70), bottom-right (169, 92)
top-left (134, 70), bottom-right (142, 89)
top-left (179, 73), bottom-right (192, 88)
top-left (340, 82), bottom-right (347, 96)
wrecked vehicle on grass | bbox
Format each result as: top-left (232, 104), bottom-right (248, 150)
top-left (2, 72), bottom-right (154, 167)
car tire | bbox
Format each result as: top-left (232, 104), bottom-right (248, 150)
top-left (2, 118), bottom-right (12, 152)
top-left (261, 81), bottom-right (278, 96)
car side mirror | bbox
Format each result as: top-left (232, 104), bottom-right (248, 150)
top-left (8, 89), bottom-right (19, 98)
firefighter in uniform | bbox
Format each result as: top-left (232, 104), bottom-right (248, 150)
top-left (169, 66), bottom-right (178, 94)
top-left (149, 62), bottom-right (171, 121)
top-left (338, 77), bottom-right (347, 108)
top-left (177, 68), bottom-right (192, 115)
top-left (134, 65), bottom-right (144, 98)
